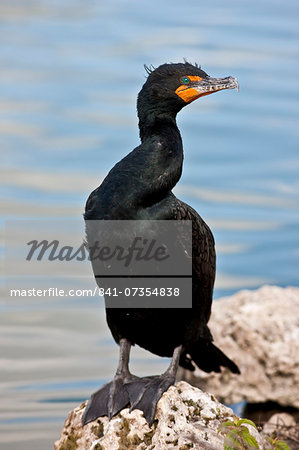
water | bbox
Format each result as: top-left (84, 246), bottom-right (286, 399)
top-left (1, 0), bottom-right (298, 447)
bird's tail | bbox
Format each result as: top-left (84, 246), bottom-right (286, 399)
top-left (186, 340), bottom-right (240, 374)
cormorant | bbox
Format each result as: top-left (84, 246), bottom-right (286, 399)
top-left (82, 62), bottom-right (240, 427)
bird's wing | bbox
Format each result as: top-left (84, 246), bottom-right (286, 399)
top-left (171, 197), bottom-right (216, 287)
top-left (142, 192), bottom-right (216, 291)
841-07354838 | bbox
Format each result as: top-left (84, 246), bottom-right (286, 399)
top-left (98, 287), bottom-right (181, 297)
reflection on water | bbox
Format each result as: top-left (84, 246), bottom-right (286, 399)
top-left (1, 0), bottom-right (298, 447)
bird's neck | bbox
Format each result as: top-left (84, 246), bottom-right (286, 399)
top-left (138, 110), bottom-right (178, 143)
top-left (93, 114), bottom-right (184, 220)
top-left (137, 114), bottom-right (183, 199)
top-left (114, 115), bottom-right (183, 217)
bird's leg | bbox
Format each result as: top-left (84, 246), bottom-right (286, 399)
top-left (164, 344), bottom-right (182, 378)
top-left (125, 344), bottom-right (183, 426)
top-left (82, 338), bottom-right (137, 425)
top-left (114, 337), bottom-right (132, 379)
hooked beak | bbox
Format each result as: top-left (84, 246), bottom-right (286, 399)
top-left (175, 76), bottom-right (239, 103)
top-left (195, 76), bottom-right (239, 96)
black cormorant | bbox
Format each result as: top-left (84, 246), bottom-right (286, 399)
top-left (82, 62), bottom-right (240, 427)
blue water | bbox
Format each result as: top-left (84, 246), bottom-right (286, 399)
top-left (1, 0), bottom-right (298, 448)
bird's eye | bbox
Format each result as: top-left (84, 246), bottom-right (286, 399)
top-left (181, 76), bottom-right (190, 85)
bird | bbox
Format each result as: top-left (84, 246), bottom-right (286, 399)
top-left (82, 61), bottom-right (240, 427)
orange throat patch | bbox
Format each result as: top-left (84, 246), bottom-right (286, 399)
top-left (175, 75), bottom-right (204, 103)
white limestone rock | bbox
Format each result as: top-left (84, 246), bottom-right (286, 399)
top-left (54, 381), bottom-right (264, 449)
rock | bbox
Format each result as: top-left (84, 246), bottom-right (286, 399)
top-left (54, 381), bottom-right (264, 450)
top-left (263, 413), bottom-right (299, 449)
top-left (179, 286), bottom-right (299, 409)
top-left (263, 412), bottom-right (296, 436)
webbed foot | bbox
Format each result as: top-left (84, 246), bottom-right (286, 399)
top-left (82, 374), bottom-right (136, 425)
top-left (81, 341), bottom-right (182, 427)
top-left (125, 374), bottom-right (175, 426)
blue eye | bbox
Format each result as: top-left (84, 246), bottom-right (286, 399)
top-left (181, 76), bottom-right (190, 85)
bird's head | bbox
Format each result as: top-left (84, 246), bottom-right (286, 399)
top-left (137, 61), bottom-right (239, 121)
